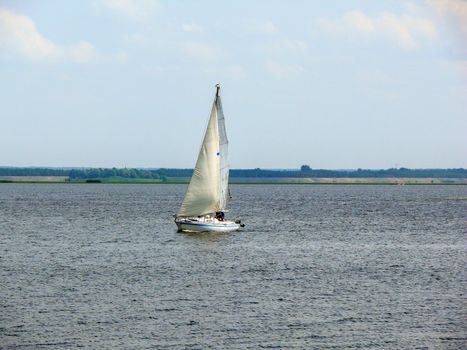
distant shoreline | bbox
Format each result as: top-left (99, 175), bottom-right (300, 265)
top-left (1, 174), bottom-right (467, 185)
top-left (1, 180), bottom-right (466, 185)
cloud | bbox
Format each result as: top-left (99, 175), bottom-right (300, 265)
top-left (245, 19), bottom-right (278, 35)
top-left (429, 0), bottom-right (467, 32)
top-left (317, 10), bottom-right (436, 50)
top-left (182, 23), bottom-right (203, 33)
top-left (265, 61), bottom-right (304, 78)
top-left (428, 0), bottom-right (467, 52)
top-left (96, 0), bottom-right (158, 22)
top-left (181, 41), bottom-right (219, 61)
top-left (0, 8), bottom-right (95, 63)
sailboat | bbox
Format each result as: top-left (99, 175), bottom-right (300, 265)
top-left (175, 84), bottom-right (243, 233)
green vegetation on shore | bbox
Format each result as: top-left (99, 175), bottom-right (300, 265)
top-left (1, 179), bottom-right (465, 185)
top-left (1, 166), bottom-right (466, 185)
top-left (1, 166), bottom-right (466, 180)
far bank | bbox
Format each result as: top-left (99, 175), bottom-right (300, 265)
top-left (0, 176), bottom-right (466, 185)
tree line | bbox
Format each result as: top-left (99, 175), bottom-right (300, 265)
top-left (0, 167), bottom-right (163, 180)
top-left (0, 167), bottom-right (466, 179)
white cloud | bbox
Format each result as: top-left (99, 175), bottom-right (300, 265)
top-left (344, 11), bottom-right (376, 33)
top-left (265, 61), bottom-right (304, 78)
top-left (428, 0), bottom-right (467, 52)
top-left (97, 0), bottom-right (158, 22)
top-left (317, 10), bottom-right (436, 50)
top-left (182, 23), bottom-right (203, 33)
top-left (181, 41), bottom-right (219, 61)
top-left (245, 19), bottom-right (278, 35)
top-left (429, 0), bottom-right (467, 32)
top-left (0, 8), bottom-right (95, 63)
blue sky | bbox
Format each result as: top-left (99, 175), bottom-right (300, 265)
top-left (0, 0), bottom-right (466, 169)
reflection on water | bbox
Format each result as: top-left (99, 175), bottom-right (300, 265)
top-left (0, 184), bottom-right (466, 349)
top-left (181, 230), bottom-right (230, 241)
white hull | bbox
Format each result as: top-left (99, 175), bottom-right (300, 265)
top-left (175, 218), bottom-right (240, 233)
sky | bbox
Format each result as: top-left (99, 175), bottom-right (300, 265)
top-left (0, 0), bottom-right (466, 169)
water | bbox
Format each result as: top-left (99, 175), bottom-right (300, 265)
top-left (0, 184), bottom-right (465, 349)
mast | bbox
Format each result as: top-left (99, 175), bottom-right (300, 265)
top-left (215, 83), bottom-right (220, 100)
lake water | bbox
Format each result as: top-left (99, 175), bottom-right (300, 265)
top-left (0, 184), bottom-right (466, 349)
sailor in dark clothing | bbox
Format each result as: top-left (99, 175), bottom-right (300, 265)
top-left (215, 211), bottom-right (225, 221)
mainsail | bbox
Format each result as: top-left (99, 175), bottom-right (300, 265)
top-left (177, 85), bottom-right (230, 217)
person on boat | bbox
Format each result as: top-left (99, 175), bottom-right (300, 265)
top-left (215, 211), bottom-right (225, 221)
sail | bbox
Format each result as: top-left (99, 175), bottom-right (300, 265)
top-left (216, 93), bottom-right (230, 210)
top-left (177, 86), bottom-right (229, 217)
